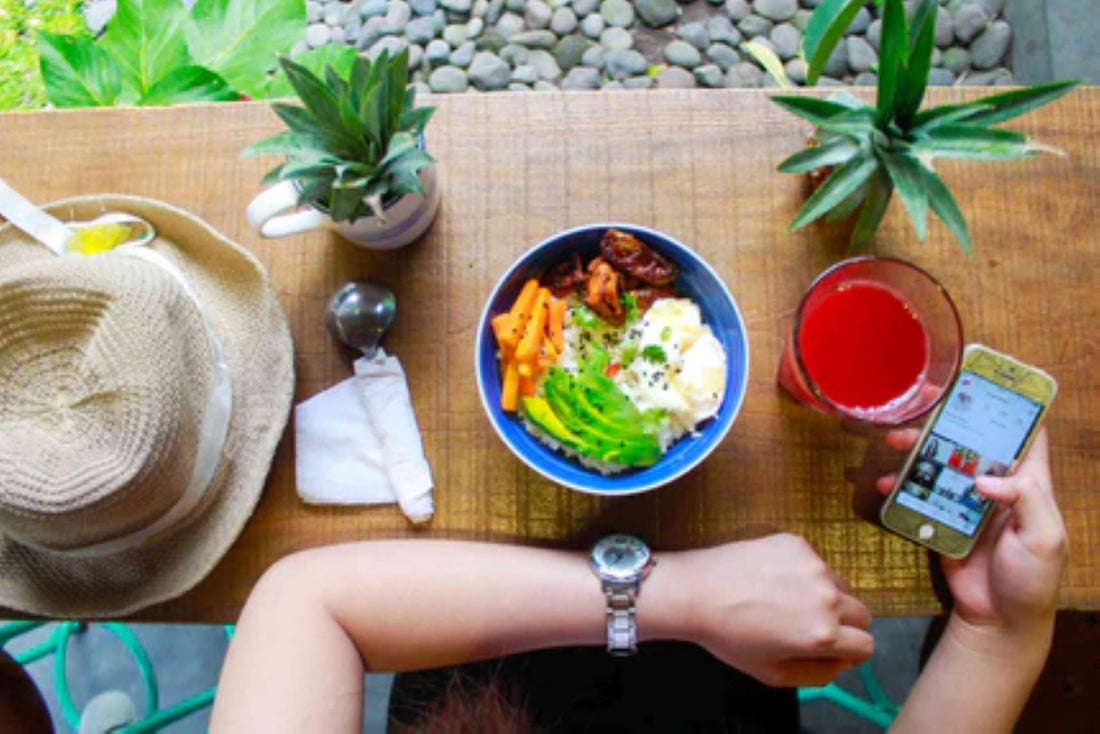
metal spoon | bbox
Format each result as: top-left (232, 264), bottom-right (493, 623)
top-left (324, 280), bottom-right (397, 359)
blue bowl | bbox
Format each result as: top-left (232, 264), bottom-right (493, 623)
top-left (475, 224), bottom-right (749, 495)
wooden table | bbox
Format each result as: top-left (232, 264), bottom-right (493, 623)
top-left (1, 89), bottom-right (1097, 622)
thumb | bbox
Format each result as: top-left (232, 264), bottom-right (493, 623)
top-left (975, 474), bottom-right (1065, 560)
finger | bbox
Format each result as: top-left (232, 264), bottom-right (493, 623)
top-left (773, 659), bottom-right (852, 688)
top-left (1015, 428), bottom-right (1052, 492)
top-left (838, 593), bottom-right (872, 630)
top-left (805, 626), bottom-right (875, 661)
top-left (976, 473), bottom-right (1066, 559)
top-left (830, 570), bottom-right (851, 593)
top-left (884, 428), bottom-right (921, 451)
top-left (875, 474), bottom-right (897, 496)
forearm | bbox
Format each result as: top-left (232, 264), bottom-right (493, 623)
top-left (890, 612), bottom-right (1053, 734)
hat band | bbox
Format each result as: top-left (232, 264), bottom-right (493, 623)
top-left (12, 247), bottom-right (233, 558)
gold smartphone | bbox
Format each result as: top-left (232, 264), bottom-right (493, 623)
top-left (880, 344), bottom-right (1057, 558)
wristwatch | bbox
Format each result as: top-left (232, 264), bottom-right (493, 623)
top-left (589, 534), bottom-right (655, 656)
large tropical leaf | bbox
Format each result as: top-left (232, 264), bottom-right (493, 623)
top-left (137, 65), bottom-right (238, 105)
top-left (802, 0), bottom-right (866, 86)
top-left (185, 0), bottom-right (306, 99)
top-left (790, 156), bottom-right (880, 231)
top-left (37, 31), bottom-right (122, 107)
top-left (99, 0), bottom-right (191, 99)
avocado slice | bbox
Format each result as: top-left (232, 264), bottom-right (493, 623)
top-left (521, 397), bottom-right (587, 453)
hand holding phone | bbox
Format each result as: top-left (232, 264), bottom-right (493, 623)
top-left (876, 427), bottom-right (1067, 632)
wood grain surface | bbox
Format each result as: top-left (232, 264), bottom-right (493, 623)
top-left (0, 89), bottom-right (1096, 622)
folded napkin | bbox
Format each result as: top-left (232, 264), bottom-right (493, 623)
top-left (295, 350), bottom-right (434, 523)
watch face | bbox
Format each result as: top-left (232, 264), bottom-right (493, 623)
top-left (592, 534), bottom-right (650, 582)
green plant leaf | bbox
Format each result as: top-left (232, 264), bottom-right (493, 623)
top-left (912, 124), bottom-right (1044, 161)
top-left (36, 31), bottom-right (122, 107)
top-left (881, 150), bottom-right (928, 241)
top-left (777, 137), bottom-right (860, 173)
top-left (802, 0), bottom-right (866, 86)
top-left (790, 156), bottom-right (880, 232)
top-left (910, 102), bottom-right (995, 131)
top-left (876, 0), bottom-right (909, 124)
top-left (185, 0), bottom-right (306, 99)
top-left (895, 0), bottom-right (937, 127)
top-left (816, 107), bottom-right (880, 140)
top-left (741, 40), bottom-right (791, 87)
top-left (850, 170), bottom-right (894, 250)
top-left (279, 56), bottom-right (367, 159)
top-left (919, 164), bottom-right (972, 253)
top-left (399, 106), bottom-right (435, 134)
top-left (770, 95), bottom-right (855, 126)
top-left (99, 0), bottom-right (191, 98)
top-left (941, 79), bottom-right (1082, 126)
top-left (267, 44), bottom-right (356, 97)
top-left (825, 182), bottom-right (870, 222)
top-left (137, 65), bottom-right (238, 105)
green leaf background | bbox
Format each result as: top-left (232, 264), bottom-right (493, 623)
top-left (37, 30), bottom-right (121, 107)
top-left (99, 0), bottom-right (192, 101)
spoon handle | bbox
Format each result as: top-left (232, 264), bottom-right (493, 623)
top-left (0, 178), bottom-right (74, 256)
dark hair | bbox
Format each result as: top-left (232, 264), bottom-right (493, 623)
top-left (389, 665), bottom-right (540, 734)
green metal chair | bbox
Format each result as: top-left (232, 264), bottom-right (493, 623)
top-left (799, 660), bottom-right (901, 729)
top-left (0, 620), bottom-right (233, 733)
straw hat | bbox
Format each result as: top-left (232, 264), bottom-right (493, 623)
top-left (0, 195), bottom-right (294, 618)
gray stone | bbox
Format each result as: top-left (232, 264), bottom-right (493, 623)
top-left (580, 13), bottom-right (604, 38)
top-left (677, 22), bottom-right (710, 51)
top-left (562, 66), bottom-right (603, 88)
top-left (500, 43), bottom-right (530, 64)
top-left (467, 17), bottom-right (485, 38)
top-left (606, 48), bottom-right (648, 79)
top-left (468, 51), bottom-right (512, 88)
top-left (582, 45), bottom-right (607, 68)
top-left (845, 6), bottom-right (870, 34)
top-left (406, 16), bottom-right (437, 43)
top-left (934, 7), bottom-right (953, 47)
top-left (693, 63), bottom-right (725, 87)
top-left (866, 18), bottom-right (881, 50)
top-left (508, 82), bottom-right (531, 90)
top-left (748, 36), bottom-right (777, 56)
top-left (600, 0), bottom-right (634, 27)
top-left (360, 0), bottom-right (389, 18)
top-left (783, 57), bottom-right (806, 83)
top-left (426, 38), bottom-right (452, 65)
top-left (486, 0), bottom-right (505, 22)
top-left (432, 8), bottom-right (446, 32)
top-left (551, 7), bottom-right (578, 34)
top-left (525, 0), bottom-right (552, 28)
top-left (329, 25), bottom-right (347, 44)
top-left (407, 43), bottom-right (424, 68)
top-left (600, 26), bottom-right (633, 50)
top-left (84, 0), bottom-right (116, 35)
top-left (511, 64), bottom-right (539, 83)
top-left (452, 39), bottom-right (477, 65)
top-left (953, 4), bottom-right (987, 44)
top-left (527, 49), bottom-right (563, 79)
top-left (853, 71), bottom-right (877, 86)
top-left (932, 46), bottom-right (943, 67)
top-left (473, 0), bottom-right (490, 16)
top-left (554, 34), bottom-right (591, 70)
top-left (967, 0), bottom-right (1005, 18)
top-left (942, 46), bottom-right (970, 75)
top-left (496, 11), bottom-right (525, 38)
top-left (411, 80), bottom-right (432, 95)
top-left (992, 72), bottom-right (1017, 86)
top-left (970, 20), bottom-right (1009, 69)
top-left (726, 61), bottom-right (763, 87)
top-left (510, 30), bottom-right (559, 48)
top-left (706, 16), bottom-right (741, 47)
top-left (386, 1), bottom-right (412, 33)
top-left (443, 23), bottom-right (467, 46)
top-left (752, 0), bottom-right (796, 22)
top-left (307, 0), bottom-right (323, 22)
top-left (823, 37), bottom-right (847, 77)
top-left (658, 66), bottom-right (696, 88)
top-left (965, 67), bottom-right (1012, 85)
top-left (706, 43), bottom-right (741, 72)
top-left (356, 16), bottom-right (388, 49)
top-left (847, 35), bottom-right (876, 72)
top-left (441, 0), bottom-right (471, 11)
top-left (367, 35), bottom-right (408, 61)
top-left (817, 75), bottom-right (843, 86)
top-left (623, 75), bottom-right (654, 89)
top-left (533, 80), bottom-right (558, 90)
top-left (505, 0), bottom-right (525, 10)
top-left (573, 0), bottom-right (599, 16)
top-left (738, 14), bottom-right (772, 38)
top-left (769, 22), bottom-right (800, 59)
top-left (290, 40), bottom-right (310, 57)
top-left (665, 39), bottom-right (702, 68)
top-left (429, 65), bottom-right (469, 91)
top-left (478, 29), bottom-right (508, 51)
top-left (306, 23), bottom-right (332, 47)
top-left (345, 15), bottom-right (363, 42)
top-left (725, 0), bottom-right (751, 21)
top-left (635, 0), bottom-right (679, 28)
top-left (792, 8), bottom-right (812, 31)
top-left (928, 67), bottom-right (956, 86)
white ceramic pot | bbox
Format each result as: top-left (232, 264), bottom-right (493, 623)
top-left (245, 165), bottom-right (440, 250)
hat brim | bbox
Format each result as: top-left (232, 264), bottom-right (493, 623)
top-left (0, 196), bottom-right (294, 618)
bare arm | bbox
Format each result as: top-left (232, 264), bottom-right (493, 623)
top-left (210, 535), bottom-right (873, 733)
top-left (879, 429), bottom-right (1065, 733)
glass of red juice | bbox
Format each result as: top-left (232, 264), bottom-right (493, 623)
top-left (777, 257), bottom-right (962, 424)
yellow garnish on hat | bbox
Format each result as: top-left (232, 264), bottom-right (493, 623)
top-left (68, 223), bottom-right (132, 255)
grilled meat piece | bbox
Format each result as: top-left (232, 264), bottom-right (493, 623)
top-left (599, 229), bottom-right (679, 286)
top-left (543, 252), bottom-right (587, 297)
top-left (585, 258), bottom-right (626, 326)
top-left (629, 285), bottom-right (679, 314)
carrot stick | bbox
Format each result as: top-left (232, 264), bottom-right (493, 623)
top-left (519, 374), bottom-right (537, 397)
top-left (548, 299), bottom-right (566, 352)
top-left (491, 313), bottom-right (519, 353)
top-left (509, 279), bottom-right (540, 327)
top-left (515, 288), bottom-right (550, 364)
top-left (501, 362), bottom-right (520, 412)
top-left (543, 338), bottom-right (559, 364)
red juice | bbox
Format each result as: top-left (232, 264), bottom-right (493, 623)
top-left (796, 281), bottom-right (929, 411)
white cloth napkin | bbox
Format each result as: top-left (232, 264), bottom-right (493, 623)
top-left (295, 350), bottom-right (434, 523)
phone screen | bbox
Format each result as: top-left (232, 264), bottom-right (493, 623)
top-left (896, 371), bottom-right (1043, 535)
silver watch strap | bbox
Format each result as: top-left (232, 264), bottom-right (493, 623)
top-left (604, 584), bottom-right (638, 656)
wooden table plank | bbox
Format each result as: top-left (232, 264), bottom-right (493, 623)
top-left (0, 89), bottom-right (1096, 622)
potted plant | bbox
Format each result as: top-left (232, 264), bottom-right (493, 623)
top-left (244, 48), bottom-right (439, 250)
top-left (768, 0), bottom-right (1078, 251)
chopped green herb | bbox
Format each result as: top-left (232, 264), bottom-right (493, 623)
top-left (572, 305), bottom-right (599, 329)
top-left (621, 293), bottom-right (640, 323)
top-left (642, 345), bottom-right (667, 364)
top-left (660, 326), bottom-right (672, 342)
top-left (620, 342), bottom-right (639, 368)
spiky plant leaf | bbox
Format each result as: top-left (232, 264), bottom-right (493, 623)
top-left (919, 164), bottom-right (972, 253)
top-left (895, 0), bottom-right (938, 127)
top-left (790, 156), bottom-right (880, 232)
top-left (876, 0), bottom-right (908, 124)
top-left (851, 171), bottom-right (894, 250)
top-left (778, 137), bottom-right (860, 174)
top-left (802, 0), bottom-right (866, 86)
top-left (769, 95), bottom-right (856, 126)
top-left (932, 79), bottom-right (1081, 127)
top-left (881, 151), bottom-right (929, 241)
